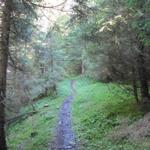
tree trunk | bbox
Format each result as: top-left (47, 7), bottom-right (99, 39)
top-left (0, 0), bottom-right (12, 149)
top-left (137, 42), bottom-right (149, 100)
top-left (81, 59), bottom-right (85, 74)
top-left (131, 66), bottom-right (139, 103)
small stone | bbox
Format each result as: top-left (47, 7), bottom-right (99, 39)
top-left (65, 146), bottom-right (72, 149)
top-left (59, 121), bottom-right (62, 125)
top-left (69, 141), bottom-right (75, 146)
top-left (44, 104), bottom-right (49, 107)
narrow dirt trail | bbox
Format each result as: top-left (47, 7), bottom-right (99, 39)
top-left (50, 81), bottom-right (76, 150)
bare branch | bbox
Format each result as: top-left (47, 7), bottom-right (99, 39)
top-left (25, 0), bottom-right (67, 9)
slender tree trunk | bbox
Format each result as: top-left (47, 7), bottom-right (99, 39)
top-left (136, 3), bottom-right (149, 101)
top-left (0, 1), bottom-right (12, 149)
top-left (137, 42), bottom-right (149, 100)
top-left (81, 59), bottom-right (85, 74)
top-left (132, 66), bottom-right (139, 103)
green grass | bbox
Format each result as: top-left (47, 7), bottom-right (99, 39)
top-left (7, 96), bottom-right (63, 150)
top-left (57, 79), bottom-right (72, 96)
top-left (72, 77), bottom-right (145, 150)
top-left (7, 77), bottom-right (149, 150)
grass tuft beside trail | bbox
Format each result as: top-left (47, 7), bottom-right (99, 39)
top-left (72, 77), bottom-right (147, 150)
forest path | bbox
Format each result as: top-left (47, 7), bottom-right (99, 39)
top-left (50, 81), bottom-right (76, 150)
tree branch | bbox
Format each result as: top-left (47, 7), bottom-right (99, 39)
top-left (25, 0), bottom-right (67, 9)
top-left (8, 51), bottom-right (24, 71)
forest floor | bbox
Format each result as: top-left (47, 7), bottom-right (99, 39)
top-left (7, 80), bottom-right (76, 150)
top-left (7, 76), bottom-right (150, 150)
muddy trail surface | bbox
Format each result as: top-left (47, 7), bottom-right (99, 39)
top-left (50, 81), bottom-right (77, 150)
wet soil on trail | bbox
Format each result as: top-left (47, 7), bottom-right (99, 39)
top-left (50, 82), bottom-right (76, 150)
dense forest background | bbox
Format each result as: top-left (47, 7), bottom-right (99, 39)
top-left (0, 0), bottom-right (150, 149)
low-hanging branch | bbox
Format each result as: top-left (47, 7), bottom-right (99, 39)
top-left (25, 0), bottom-right (67, 9)
top-left (6, 111), bottom-right (38, 125)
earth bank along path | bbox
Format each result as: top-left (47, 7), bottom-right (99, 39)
top-left (50, 81), bottom-right (76, 150)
